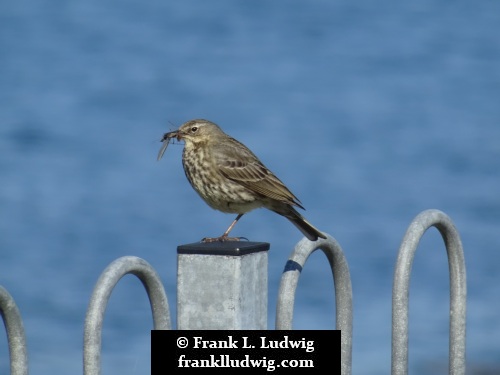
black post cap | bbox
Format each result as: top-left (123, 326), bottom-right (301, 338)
top-left (177, 241), bottom-right (270, 256)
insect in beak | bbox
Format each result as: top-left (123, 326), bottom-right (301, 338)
top-left (157, 131), bottom-right (178, 161)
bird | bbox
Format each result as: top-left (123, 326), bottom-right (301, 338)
top-left (157, 119), bottom-right (326, 242)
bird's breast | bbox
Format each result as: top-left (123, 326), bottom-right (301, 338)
top-left (181, 145), bottom-right (262, 214)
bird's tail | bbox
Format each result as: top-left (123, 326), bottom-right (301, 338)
top-left (273, 206), bottom-right (326, 241)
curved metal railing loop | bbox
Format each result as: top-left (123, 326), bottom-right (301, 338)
top-left (392, 209), bottom-right (467, 375)
top-left (276, 234), bottom-right (353, 375)
top-left (0, 286), bottom-right (29, 375)
top-left (83, 256), bottom-right (171, 375)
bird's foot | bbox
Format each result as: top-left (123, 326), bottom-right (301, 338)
top-left (201, 235), bottom-right (247, 243)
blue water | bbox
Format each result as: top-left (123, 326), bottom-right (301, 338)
top-left (1, 1), bottom-right (500, 374)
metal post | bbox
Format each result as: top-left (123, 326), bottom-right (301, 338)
top-left (177, 241), bottom-right (269, 330)
top-left (392, 209), bottom-right (467, 375)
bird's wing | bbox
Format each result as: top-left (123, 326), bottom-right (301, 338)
top-left (215, 139), bottom-right (304, 209)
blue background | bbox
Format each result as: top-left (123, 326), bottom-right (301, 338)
top-left (1, 1), bottom-right (499, 374)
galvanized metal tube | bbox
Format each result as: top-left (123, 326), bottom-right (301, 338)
top-left (392, 209), bottom-right (466, 375)
top-left (0, 286), bottom-right (28, 375)
top-left (83, 256), bottom-right (171, 375)
top-left (276, 235), bottom-right (353, 375)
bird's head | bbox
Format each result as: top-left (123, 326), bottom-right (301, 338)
top-left (157, 119), bottom-right (225, 160)
top-left (173, 119), bottom-right (224, 144)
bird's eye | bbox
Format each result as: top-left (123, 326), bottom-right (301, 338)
top-left (191, 126), bottom-right (198, 133)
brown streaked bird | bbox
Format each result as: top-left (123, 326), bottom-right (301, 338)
top-left (157, 119), bottom-right (326, 242)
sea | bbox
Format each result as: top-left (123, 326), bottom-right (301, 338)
top-left (1, 1), bottom-right (499, 374)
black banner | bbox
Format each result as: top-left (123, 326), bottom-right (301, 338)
top-left (152, 330), bottom-right (341, 374)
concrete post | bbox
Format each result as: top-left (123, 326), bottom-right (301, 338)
top-left (177, 241), bottom-right (269, 330)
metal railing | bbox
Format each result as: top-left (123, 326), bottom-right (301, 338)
top-left (83, 256), bottom-right (171, 375)
top-left (0, 209), bottom-right (467, 375)
top-left (0, 286), bottom-right (28, 375)
top-left (276, 235), bottom-right (353, 375)
top-left (392, 209), bottom-right (466, 375)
